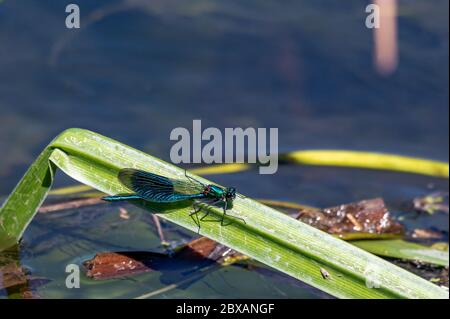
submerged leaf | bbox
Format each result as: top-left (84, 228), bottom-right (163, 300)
top-left (83, 252), bottom-right (167, 280)
top-left (83, 237), bottom-right (248, 281)
top-left (413, 192), bottom-right (449, 215)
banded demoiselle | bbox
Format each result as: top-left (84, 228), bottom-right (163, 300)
top-left (102, 168), bottom-right (245, 231)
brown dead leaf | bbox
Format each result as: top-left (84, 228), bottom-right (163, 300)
top-left (297, 198), bottom-right (404, 237)
top-left (411, 229), bottom-right (443, 239)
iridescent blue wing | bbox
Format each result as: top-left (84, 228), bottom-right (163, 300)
top-left (118, 169), bottom-right (204, 203)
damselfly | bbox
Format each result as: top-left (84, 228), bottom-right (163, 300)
top-left (102, 169), bottom-right (245, 231)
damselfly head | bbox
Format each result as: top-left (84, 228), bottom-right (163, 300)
top-left (226, 187), bottom-right (237, 200)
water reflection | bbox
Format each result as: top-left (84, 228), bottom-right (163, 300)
top-left (373, 0), bottom-right (398, 75)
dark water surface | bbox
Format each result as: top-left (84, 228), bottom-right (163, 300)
top-left (0, 0), bottom-right (448, 298)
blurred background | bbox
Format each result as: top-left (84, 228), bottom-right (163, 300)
top-left (0, 0), bottom-right (448, 195)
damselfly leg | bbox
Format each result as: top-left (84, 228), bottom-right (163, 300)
top-left (190, 198), bottom-right (220, 233)
top-left (191, 199), bottom-right (246, 233)
top-left (219, 202), bottom-right (247, 226)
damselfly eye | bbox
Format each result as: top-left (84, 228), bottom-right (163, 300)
top-left (227, 187), bottom-right (237, 199)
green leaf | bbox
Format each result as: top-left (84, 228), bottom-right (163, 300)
top-left (0, 148), bottom-right (56, 250)
top-left (0, 128), bottom-right (448, 299)
top-left (351, 240), bottom-right (449, 267)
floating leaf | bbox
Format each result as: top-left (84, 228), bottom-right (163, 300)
top-left (352, 240), bottom-right (449, 267)
top-left (280, 150), bottom-right (449, 178)
top-left (297, 198), bottom-right (404, 239)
